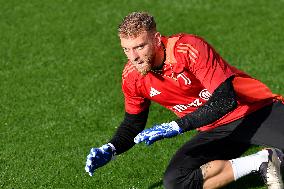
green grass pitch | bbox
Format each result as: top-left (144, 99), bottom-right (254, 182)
top-left (1, 0), bottom-right (283, 188)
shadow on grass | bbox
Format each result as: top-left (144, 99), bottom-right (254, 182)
top-left (147, 174), bottom-right (271, 189)
top-left (148, 180), bottom-right (163, 189)
top-left (224, 174), bottom-right (264, 189)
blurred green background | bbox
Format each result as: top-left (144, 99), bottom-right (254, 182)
top-left (1, 0), bottom-right (283, 188)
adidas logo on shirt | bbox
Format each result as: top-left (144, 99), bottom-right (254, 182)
top-left (150, 87), bottom-right (161, 97)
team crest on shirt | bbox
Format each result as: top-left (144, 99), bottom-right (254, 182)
top-left (149, 87), bottom-right (161, 97)
top-left (177, 73), bottom-right (191, 85)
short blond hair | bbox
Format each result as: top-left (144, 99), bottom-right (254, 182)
top-left (118, 12), bottom-right (156, 38)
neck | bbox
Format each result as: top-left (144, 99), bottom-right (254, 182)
top-left (152, 43), bottom-right (166, 70)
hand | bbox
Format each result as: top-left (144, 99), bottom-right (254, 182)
top-left (134, 121), bottom-right (182, 145)
top-left (85, 143), bottom-right (116, 176)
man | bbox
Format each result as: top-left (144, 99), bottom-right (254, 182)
top-left (85, 12), bottom-right (284, 189)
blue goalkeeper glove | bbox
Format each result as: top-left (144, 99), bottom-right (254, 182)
top-left (85, 143), bottom-right (116, 176)
top-left (134, 121), bottom-right (183, 145)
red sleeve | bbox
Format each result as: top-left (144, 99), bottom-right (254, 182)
top-left (122, 64), bottom-right (150, 114)
top-left (180, 35), bottom-right (235, 93)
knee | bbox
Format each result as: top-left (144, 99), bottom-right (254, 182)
top-left (163, 167), bottom-right (203, 189)
top-left (163, 168), bottom-right (178, 189)
top-left (163, 167), bottom-right (191, 189)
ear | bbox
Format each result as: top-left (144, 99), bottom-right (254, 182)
top-left (154, 32), bottom-right (162, 46)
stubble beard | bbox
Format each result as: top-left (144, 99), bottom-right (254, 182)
top-left (139, 63), bottom-right (151, 76)
top-left (136, 54), bottom-right (155, 76)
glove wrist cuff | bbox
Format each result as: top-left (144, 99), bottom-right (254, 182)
top-left (169, 121), bottom-right (183, 133)
top-left (107, 143), bottom-right (117, 157)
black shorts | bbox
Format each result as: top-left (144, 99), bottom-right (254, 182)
top-left (163, 100), bottom-right (284, 189)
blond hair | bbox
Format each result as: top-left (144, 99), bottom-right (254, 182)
top-left (118, 12), bottom-right (156, 38)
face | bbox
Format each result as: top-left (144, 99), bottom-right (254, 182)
top-left (120, 31), bottom-right (160, 76)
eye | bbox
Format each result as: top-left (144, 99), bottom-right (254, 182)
top-left (137, 45), bottom-right (144, 50)
top-left (123, 48), bottom-right (129, 53)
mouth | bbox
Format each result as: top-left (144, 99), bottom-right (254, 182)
top-left (132, 62), bottom-right (151, 76)
top-left (133, 60), bottom-right (144, 65)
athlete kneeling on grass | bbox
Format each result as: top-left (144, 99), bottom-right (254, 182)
top-left (85, 12), bottom-right (284, 189)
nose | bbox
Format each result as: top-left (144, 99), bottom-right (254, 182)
top-left (128, 50), bottom-right (139, 62)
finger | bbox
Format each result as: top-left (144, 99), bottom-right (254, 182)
top-left (134, 132), bottom-right (150, 143)
top-left (145, 139), bottom-right (153, 145)
top-left (88, 167), bottom-right (95, 176)
top-left (134, 134), bottom-right (148, 143)
top-left (85, 164), bottom-right (90, 172)
top-left (86, 156), bottom-right (93, 166)
top-left (90, 148), bottom-right (98, 156)
top-left (147, 133), bottom-right (163, 145)
top-left (145, 137), bottom-right (159, 145)
top-left (85, 163), bottom-right (95, 176)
